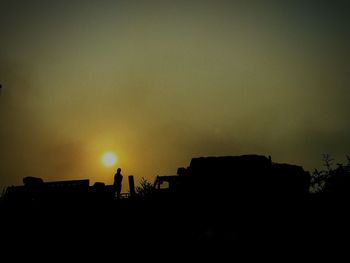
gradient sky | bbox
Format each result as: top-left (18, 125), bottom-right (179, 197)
top-left (1, 1), bottom-right (349, 191)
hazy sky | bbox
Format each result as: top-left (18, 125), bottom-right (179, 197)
top-left (1, 1), bottom-right (349, 190)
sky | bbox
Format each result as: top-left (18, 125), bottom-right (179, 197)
top-left (0, 0), bottom-right (349, 191)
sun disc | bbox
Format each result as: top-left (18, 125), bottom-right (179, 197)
top-left (101, 152), bottom-right (117, 167)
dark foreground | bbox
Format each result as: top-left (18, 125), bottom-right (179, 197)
top-left (1, 193), bottom-right (349, 259)
top-left (1, 155), bottom-right (350, 259)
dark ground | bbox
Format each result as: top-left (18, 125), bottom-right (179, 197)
top-left (1, 192), bottom-right (349, 260)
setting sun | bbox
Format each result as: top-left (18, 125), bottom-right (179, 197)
top-left (101, 152), bottom-right (117, 167)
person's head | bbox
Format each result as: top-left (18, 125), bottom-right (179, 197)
top-left (117, 168), bottom-right (121, 173)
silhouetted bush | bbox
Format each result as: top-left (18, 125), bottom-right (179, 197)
top-left (135, 178), bottom-right (155, 198)
top-left (310, 154), bottom-right (335, 193)
top-left (310, 154), bottom-right (350, 194)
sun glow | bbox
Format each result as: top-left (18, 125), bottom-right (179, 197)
top-left (101, 152), bottom-right (117, 167)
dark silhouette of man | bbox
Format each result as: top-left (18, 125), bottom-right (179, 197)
top-left (114, 168), bottom-right (123, 199)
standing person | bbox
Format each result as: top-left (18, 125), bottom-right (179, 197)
top-left (114, 168), bottom-right (123, 199)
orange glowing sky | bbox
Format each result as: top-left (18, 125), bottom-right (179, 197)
top-left (1, 1), bottom-right (350, 191)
